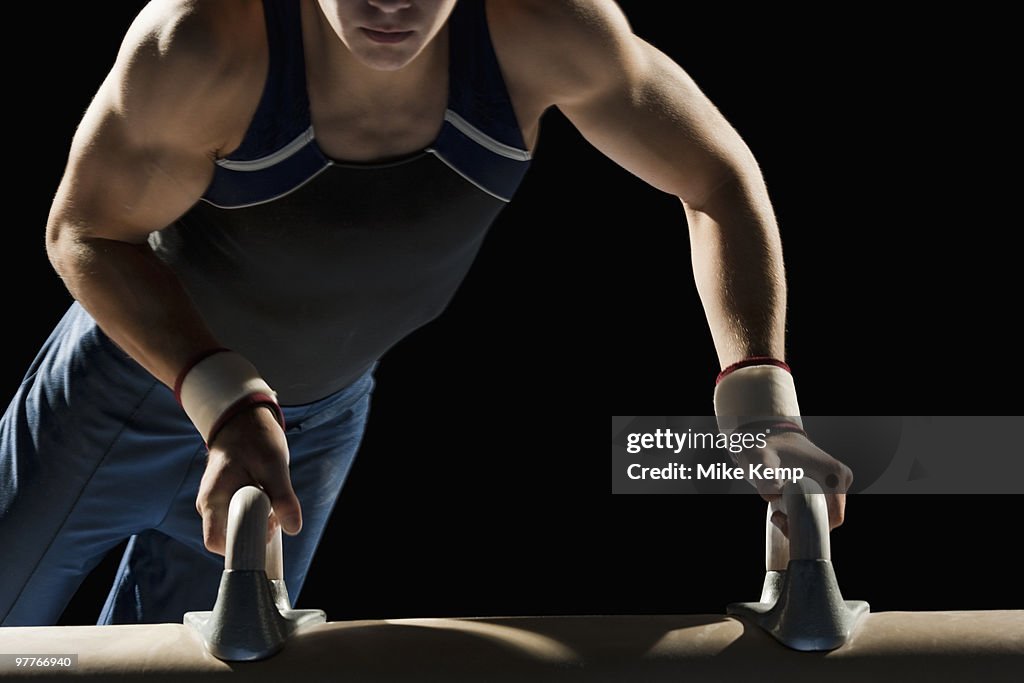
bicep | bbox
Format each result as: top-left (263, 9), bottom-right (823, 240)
top-left (557, 39), bottom-right (756, 208)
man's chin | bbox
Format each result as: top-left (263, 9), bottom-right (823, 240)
top-left (352, 45), bottom-right (423, 72)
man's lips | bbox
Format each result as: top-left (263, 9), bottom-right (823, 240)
top-left (361, 28), bottom-right (414, 44)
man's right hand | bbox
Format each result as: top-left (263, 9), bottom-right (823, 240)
top-left (195, 405), bottom-right (302, 556)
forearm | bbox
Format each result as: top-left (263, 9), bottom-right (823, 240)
top-left (684, 174), bottom-right (787, 367)
top-left (47, 231), bottom-right (220, 388)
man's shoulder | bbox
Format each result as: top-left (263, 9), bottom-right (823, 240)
top-left (100, 0), bottom-right (268, 154)
top-left (487, 0), bottom-right (632, 40)
top-left (487, 0), bottom-right (640, 105)
top-left (126, 0), bottom-right (265, 72)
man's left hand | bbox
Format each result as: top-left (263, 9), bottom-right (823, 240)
top-left (731, 432), bottom-right (853, 535)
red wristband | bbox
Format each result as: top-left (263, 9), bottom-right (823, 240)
top-left (713, 357), bottom-right (802, 434)
top-left (738, 419), bottom-right (807, 437)
top-left (205, 393), bottom-right (286, 447)
top-left (176, 350), bottom-right (283, 443)
top-left (716, 356), bottom-right (791, 385)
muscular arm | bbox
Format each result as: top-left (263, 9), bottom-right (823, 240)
top-left (44, 0), bottom-right (300, 551)
top-left (494, 0), bottom-right (783, 367)
top-left (495, 0), bottom-right (851, 526)
top-left (46, 0), bottom-right (262, 386)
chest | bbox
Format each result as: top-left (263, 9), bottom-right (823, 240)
top-left (306, 81), bottom-right (540, 165)
top-left (305, 70), bottom-right (450, 163)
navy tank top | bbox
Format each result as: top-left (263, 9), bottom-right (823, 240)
top-left (150, 0), bottom-right (531, 404)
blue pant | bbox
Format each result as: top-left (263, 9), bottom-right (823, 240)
top-left (0, 303), bottom-right (375, 625)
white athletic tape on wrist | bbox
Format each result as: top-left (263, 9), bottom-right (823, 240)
top-left (177, 350), bottom-right (281, 443)
top-left (714, 364), bottom-right (803, 434)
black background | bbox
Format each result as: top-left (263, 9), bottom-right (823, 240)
top-left (4, 2), bottom-right (1018, 624)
